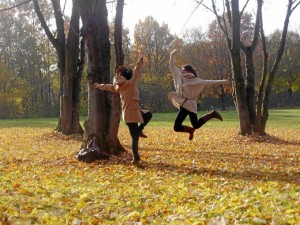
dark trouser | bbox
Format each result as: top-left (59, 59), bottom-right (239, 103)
top-left (139, 111), bottom-right (152, 131)
top-left (126, 123), bottom-right (140, 161)
top-left (126, 111), bottom-right (152, 161)
top-left (174, 106), bottom-right (205, 132)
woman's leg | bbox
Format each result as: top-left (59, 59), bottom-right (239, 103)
top-left (174, 107), bottom-right (195, 140)
top-left (174, 107), bottom-right (189, 131)
top-left (139, 111), bottom-right (153, 137)
top-left (190, 110), bottom-right (223, 129)
top-left (126, 123), bottom-right (140, 161)
top-left (189, 112), bottom-right (205, 129)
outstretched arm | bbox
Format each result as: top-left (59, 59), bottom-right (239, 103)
top-left (94, 83), bottom-right (117, 93)
top-left (199, 79), bottom-right (229, 85)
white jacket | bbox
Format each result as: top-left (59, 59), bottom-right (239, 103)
top-left (169, 53), bottom-right (228, 114)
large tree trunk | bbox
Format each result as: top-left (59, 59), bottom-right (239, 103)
top-left (231, 0), bottom-right (251, 135)
top-left (78, 0), bottom-right (115, 153)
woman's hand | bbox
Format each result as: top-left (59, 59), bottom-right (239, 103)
top-left (170, 49), bottom-right (178, 55)
top-left (136, 47), bottom-right (145, 68)
top-left (93, 83), bottom-right (104, 89)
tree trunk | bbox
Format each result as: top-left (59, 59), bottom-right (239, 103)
top-left (72, 34), bottom-right (85, 134)
top-left (242, 0), bottom-right (261, 132)
top-left (33, 0), bottom-right (83, 135)
top-left (255, 8), bottom-right (268, 135)
top-left (243, 47), bottom-right (256, 130)
top-left (231, 0), bottom-right (251, 135)
top-left (260, 0), bottom-right (298, 133)
top-left (107, 0), bottom-right (126, 154)
top-left (61, 0), bottom-right (83, 134)
top-left (78, 0), bottom-right (115, 153)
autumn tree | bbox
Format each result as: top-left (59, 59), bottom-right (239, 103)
top-left (0, 0), bottom-right (59, 118)
top-left (132, 16), bottom-right (175, 112)
top-left (202, 0), bottom-right (299, 135)
top-left (33, 0), bottom-right (84, 135)
top-left (212, 0), bottom-right (262, 134)
top-left (271, 31), bottom-right (300, 108)
top-left (256, 0), bottom-right (300, 134)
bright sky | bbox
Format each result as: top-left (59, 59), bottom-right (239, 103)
top-left (64, 0), bottom-right (300, 37)
top-left (119, 0), bottom-right (300, 36)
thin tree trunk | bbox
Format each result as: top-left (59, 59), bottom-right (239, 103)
top-left (255, 7), bottom-right (268, 135)
top-left (108, 0), bottom-right (126, 153)
top-left (260, 0), bottom-right (298, 133)
top-left (72, 34), bottom-right (85, 134)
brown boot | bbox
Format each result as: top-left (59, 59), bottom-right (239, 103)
top-left (182, 126), bottom-right (195, 140)
top-left (202, 110), bottom-right (223, 122)
top-left (139, 131), bottom-right (147, 138)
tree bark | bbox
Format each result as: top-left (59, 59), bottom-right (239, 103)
top-left (231, 0), bottom-right (251, 135)
top-left (62, 0), bottom-right (83, 134)
top-left (107, 0), bottom-right (126, 153)
top-left (260, 0), bottom-right (299, 133)
top-left (241, 0), bottom-right (262, 131)
top-left (78, 0), bottom-right (114, 153)
top-left (33, 0), bottom-right (83, 135)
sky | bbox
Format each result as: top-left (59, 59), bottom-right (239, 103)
top-left (64, 0), bottom-right (300, 37)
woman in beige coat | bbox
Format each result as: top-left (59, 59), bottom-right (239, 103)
top-left (94, 58), bottom-right (152, 166)
top-left (169, 49), bottom-right (228, 140)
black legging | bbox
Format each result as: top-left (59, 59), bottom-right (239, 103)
top-left (174, 106), bottom-right (205, 131)
top-left (126, 111), bottom-right (153, 161)
top-left (126, 123), bottom-right (140, 161)
top-left (139, 111), bottom-right (152, 131)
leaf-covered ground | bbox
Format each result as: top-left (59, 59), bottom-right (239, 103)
top-left (0, 127), bottom-right (299, 224)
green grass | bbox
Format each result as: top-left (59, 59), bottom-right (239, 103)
top-left (0, 108), bottom-right (299, 130)
top-left (0, 117), bottom-right (59, 128)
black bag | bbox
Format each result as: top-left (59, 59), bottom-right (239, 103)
top-left (76, 136), bottom-right (109, 162)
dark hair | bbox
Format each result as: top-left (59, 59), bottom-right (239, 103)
top-left (116, 66), bottom-right (133, 80)
top-left (182, 64), bottom-right (197, 77)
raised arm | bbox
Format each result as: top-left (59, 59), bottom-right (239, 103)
top-left (169, 49), bottom-right (183, 92)
top-left (130, 58), bottom-right (144, 85)
top-left (169, 49), bottom-right (182, 79)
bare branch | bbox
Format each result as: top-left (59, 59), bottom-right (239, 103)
top-left (251, 0), bottom-right (263, 50)
top-left (32, 0), bottom-right (58, 49)
top-left (0, 0), bottom-right (32, 12)
top-left (211, 0), bottom-right (230, 47)
top-left (240, 0), bottom-right (250, 16)
top-left (291, 0), bottom-right (300, 11)
top-left (179, 0), bottom-right (204, 34)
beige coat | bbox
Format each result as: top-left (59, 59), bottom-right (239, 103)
top-left (97, 61), bottom-right (144, 123)
top-left (169, 53), bottom-right (228, 114)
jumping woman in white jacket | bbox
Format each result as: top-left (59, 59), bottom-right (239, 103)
top-left (168, 49), bottom-right (229, 140)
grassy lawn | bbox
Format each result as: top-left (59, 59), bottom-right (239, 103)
top-left (1, 108), bottom-right (300, 130)
top-left (0, 109), bottom-right (299, 224)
